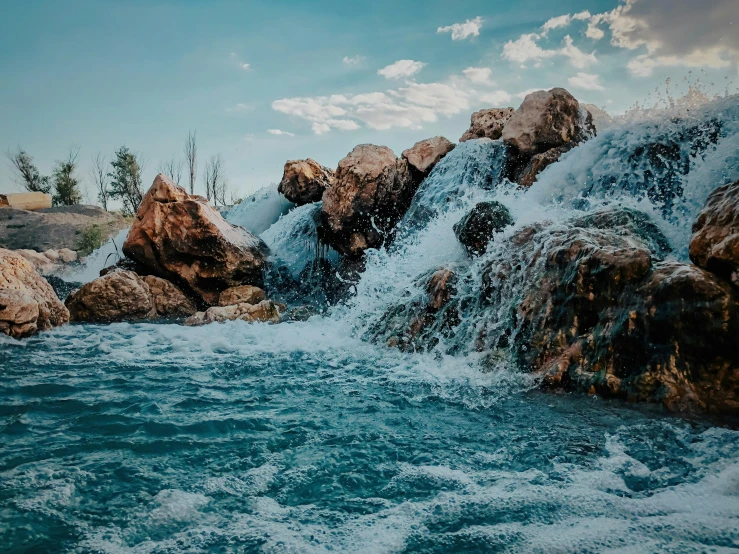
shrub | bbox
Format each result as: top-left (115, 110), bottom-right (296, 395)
top-left (77, 224), bottom-right (105, 256)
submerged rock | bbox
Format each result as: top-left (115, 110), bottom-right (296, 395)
top-left (123, 174), bottom-right (269, 305)
top-left (459, 108), bottom-right (515, 142)
top-left (65, 270), bottom-right (196, 322)
top-left (184, 300), bottom-right (283, 326)
top-left (0, 248), bottom-right (69, 338)
top-left (278, 159), bottom-right (334, 206)
top-left (690, 178), bottom-right (739, 287)
top-left (321, 144), bottom-right (416, 257)
top-left (454, 201), bottom-right (514, 256)
top-left (401, 136), bottom-right (455, 177)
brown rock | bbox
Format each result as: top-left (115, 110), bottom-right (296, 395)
top-left (144, 275), bottom-right (197, 317)
top-left (278, 159), bottom-right (334, 205)
top-left (122, 174), bottom-right (269, 305)
top-left (184, 300), bottom-right (282, 326)
top-left (65, 269), bottom-right (156, 322)
top-left (58, 248), bottom-right (78, 263)
top-left (0, 248), bottom-right (69, 337)
top-left (321, 145), bottom-right (415, 257)
top-left (516, 144), bottom-right (574, 188)
top-left (16, 249), bottom-right (58, 274)
top-left (218, 285), bottom-right (265, 307)
top-left (459, 108), bottom-right (515, 142)
top-left (689, 179), bottom-right (739, 287)
top-left (401, 136), bottom-right (455, 176)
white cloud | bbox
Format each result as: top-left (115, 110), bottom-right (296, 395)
top-left (437, 16), bottom-right (483, 41)
top-left (267, 129), bottom-right (295, 137)
top-left (377, 59), bottom-right (426, 80)
top-left (230, 52), bottom-right (251, 71)
top-left (272, 78), bottom-right (474, 134)
top-left (343, 55), bottom-right (365, 65)
top-left (463, 67), bottom-right (493, 84)
top-left (502, 34), bottom-right (596, 68)
top-left (227, 103), bottom-right (252, 113)
top-left (516, 88), bottom-right (543, 99)
top-left (479, 90), bottom-right (512, 105)
top-left (542, 11), bottom-right (592, 34)
top-left (568, 72), bottom-right (605, 91)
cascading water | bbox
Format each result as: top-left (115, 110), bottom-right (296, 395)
top-left (62, 227), bottom-right (129, 283)
top-left (3, 94), bottom-right (739, 552)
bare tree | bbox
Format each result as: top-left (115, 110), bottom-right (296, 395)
top-left (184, 131), bottom-right (197, 195)
top-left (91, 152), bottom-right (110, 210)
top-left (203, 154), bottom-right (227, 206)
top-left (6, 147), bottom-right (50, 193)
top-left (158, 157), bottom-right (184, 185)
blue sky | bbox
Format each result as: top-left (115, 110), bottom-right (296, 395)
top-left (1, 0), bottom-right (737, 200)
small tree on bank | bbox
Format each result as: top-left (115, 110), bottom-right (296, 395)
top-left (51, 148), bottom-right (83, 206)
top-left (91, 152), bottom-right (110, 211)
top-left (184, 131), bottom-right (197, 195)
top-left (6, 147), bottom-right (51, 194)
top-left (108, 146), bottom-right (145, 216)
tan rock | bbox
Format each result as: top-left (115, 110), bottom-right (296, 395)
top-left (218, 285), bottom-right (266, 306)
top-left (185, 300), bottom-right (282, 326)
top-left (16, 249), bottom-right (57, 273)
top-left (321, 145), bottom-right (415, 257)
top-left (143, 275), bottom-right (197, 317)
top-left (278, 159), bottom-right (334, 205)
top-left (0, 248), bottom-right (69, 337)
top-left (459, 108), bottom-right (515, 142)
top-left (502, 88), bottom-right (589, 155)
top-left (65, 269), bottom-right (156, 322)
top-left (58, 248), bottom-right (77, 263)
top-left (43, 249), bottom-right (60, 262)
top-left (690, 179), bottom-right (739, 287)
top-left (122, 174), bottom-right (269, 305)
top-left (402, 136), bottom-right (455, 176)
top-left (516, 144), bottom-right (574, 188)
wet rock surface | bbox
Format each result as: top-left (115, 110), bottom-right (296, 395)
top-left (454, 201), bottom-right (514, 256)
top-left (123, 174), bottom-right (269, 305)
top-left (0, 248), bottom-right (69, 338)
top-left (401, 136), bottom-right (455, 177)
top-left (185, 299), bottom-right (283, 326)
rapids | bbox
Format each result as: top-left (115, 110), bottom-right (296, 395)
top-left (3, 93), bottom-right (739, 552)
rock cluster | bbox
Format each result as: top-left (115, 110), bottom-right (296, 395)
top-left (15, 248), bottom-right (78, 274)
top-left (185, 299), bottom-right (283, 326)
top-left (0, 248), bottom-right (69, 338)
top-left (123, 174), bottom-right (269, 305)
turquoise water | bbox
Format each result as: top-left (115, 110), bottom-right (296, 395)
top-left (2, 321), bottom-right (738, 553)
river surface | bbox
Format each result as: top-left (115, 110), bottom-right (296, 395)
top-left (2, 321), bottom-right (738, 553)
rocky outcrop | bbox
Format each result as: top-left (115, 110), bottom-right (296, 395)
top-left (184, 300), bottom-right (283, 326)
top-left (459, 108), bottom-right (515, 142)
top-left (454, 202), bottom-right (514, 255)
top-left (502, 88), bottom-right (594, 186)
top-left (218, 285), bottom-right (265, 307)
top-left (278, 159), bottom-right (334, 205)
top-left (321, 145), bottom-right (416, 257)
top-left (401, 137), bottom-right (455, 177)
top-left (15, 248), bottom-right (79, 275)
top-left (0, 248), bottom-right (69, 338)
top-left (690, 179), bottom-right (739, 287)
top-left (122, 174), bottom-right (269, 305)
top-left (65, 270), bottom-right (196, 323)
top-left (0, 205), bottom-right (126, 252)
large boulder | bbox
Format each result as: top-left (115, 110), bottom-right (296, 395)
top-left (501, 88), bottom-right (594, 186)
top-left (321, 145), bottom-right (416, 257)
top-left (459, 108), bottom-right (515, 142)
top-left (690, 179), bottom-right (739, 287)
top-left (278, 159), bottom-right (334, 206)
top-left (453, 201), bottom-right (514, 256)
top-left (122, 174), bottom-right (269, 305)
top-left (0, 248), bottom-right (69, 338)
top-left (401, 136), bottom-right (455, 177)
top-left (65, 270), bottom-right (196, 322)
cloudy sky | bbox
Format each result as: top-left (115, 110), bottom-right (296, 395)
top-left (1, 0), bottom-right (737, 200)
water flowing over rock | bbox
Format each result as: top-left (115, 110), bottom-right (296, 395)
top-left (454, 201), bottom-right (514, 256)
top-left (278, 159), bottom-right (334, 205)
top-left (321, 145), bottom-right (416, 257)
top-left (123, 174), bottom-right (269, 305)
top-left (690, 179), bottom-right (739, 287)
top-left (502, 88), bottom-right (594, 185)
top-left (0, 248), bottom-right (69, 338)
top-left (184, 299), bottom-right (283, 326)
top-left (459, 108), bottom-right (515, 142)
top-left (401, 136), bottom-right (456, 177)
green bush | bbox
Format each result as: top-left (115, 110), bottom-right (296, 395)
top-left (77, 224), bottom-right (105, 256)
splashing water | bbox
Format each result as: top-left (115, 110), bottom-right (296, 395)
top-left (4, 93), bottom-right (739, 552)
top-left (62, 227), bottom-right (129, 283)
